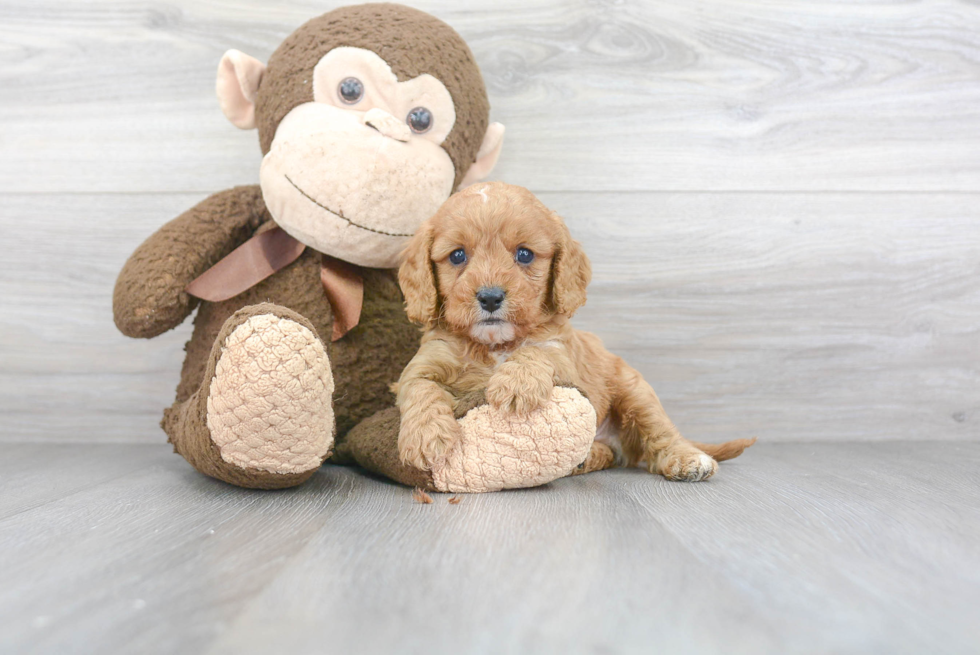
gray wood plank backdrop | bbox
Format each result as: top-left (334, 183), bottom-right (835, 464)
top-left (0, 0), bottom-right (977, 443)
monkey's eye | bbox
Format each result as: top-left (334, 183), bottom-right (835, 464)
top-left (407, 107), bottom-right (433, 134)
top-left (515, 247), bottom-right (535, 265)
top-left (338, 77), bottom-right (364, 104)
top-left (449, 248), bottom-right (467, 265)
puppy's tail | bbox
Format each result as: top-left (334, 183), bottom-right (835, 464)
top-left (691, 437), bottom-right (757, 462)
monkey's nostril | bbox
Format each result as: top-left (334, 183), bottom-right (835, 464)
top-left (476, 286), bottom-right (506, 313)
top-left (363, 108), bottom-right (410, 142)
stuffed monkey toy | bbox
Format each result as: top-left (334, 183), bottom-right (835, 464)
top-left (114, 3), bottom-right (599, 492)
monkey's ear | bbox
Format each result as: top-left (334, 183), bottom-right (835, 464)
top-left (398, 223), bottom-right (439, 326)
top-left (550, 216), bottom-right (592, 317)
top-left (216, 49), bottom-right (267, 129)
top-left (459, 122), bottom-right (506, 189)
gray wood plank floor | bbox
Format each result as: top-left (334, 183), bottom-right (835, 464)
top-left (1, 1), bottom-right (978, 653)
top-left (1, 442), bottom-right (978, 655)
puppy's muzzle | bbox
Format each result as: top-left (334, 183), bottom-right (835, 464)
top-left (476, 286), bottom-right (506, 314)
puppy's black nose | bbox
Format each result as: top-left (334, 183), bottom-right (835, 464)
top-left (476, 286), bottom-right (506, 313)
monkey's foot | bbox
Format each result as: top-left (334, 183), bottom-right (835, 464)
top-left (207, 309), bottom-right (335, 476)
top-left (431, 387), bottom-right (596, 493)
top-left (164, 303), bottom-right (335, 489)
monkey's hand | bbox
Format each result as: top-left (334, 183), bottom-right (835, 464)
top-left (486, 358), bottom-right (556, 417)
top-left (398, 403), bottom-right (462, 471)
top-left (113, 186), bottom-right (267, 339)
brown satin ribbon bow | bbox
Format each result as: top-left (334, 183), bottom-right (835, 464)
top-left (185, 227), bottom-right (364, 342)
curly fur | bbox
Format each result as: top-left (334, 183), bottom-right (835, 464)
top-left (395, 182), bottom-right (755, 478)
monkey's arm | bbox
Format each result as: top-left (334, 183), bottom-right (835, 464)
top-left (113, 185), bottom-right (268, 338)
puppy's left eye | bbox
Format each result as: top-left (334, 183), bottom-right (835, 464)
top-left (515, 247), bottom-right (535, 264)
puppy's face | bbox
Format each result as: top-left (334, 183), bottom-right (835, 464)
top-left (399, 182), bottom-right (591, 346)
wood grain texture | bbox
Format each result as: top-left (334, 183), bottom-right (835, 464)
top-left (626, 442), bottom-right (980, 653)
top-left (1, 0), bottom-right (979, 192)
top-left (0, 442), bottom-right (977, 654)
top-left (0, 448), bottom-right (353, 654)
top-left (1, 191), bottom-right (976, 443)
top-left (0, 444), bottom-right (164, 520)
top-left (1, 2), bottom-right (977, 653)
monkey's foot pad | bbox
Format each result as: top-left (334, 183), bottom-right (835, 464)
top-left (432, 387), bottom-right (596, 493)
top-left (206, 314), bottom-right (335, 475)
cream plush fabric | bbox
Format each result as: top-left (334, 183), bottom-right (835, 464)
top-left (431, 387), bottom-right (596, 493)
top-left (206, 314), bottom-right (335, 474)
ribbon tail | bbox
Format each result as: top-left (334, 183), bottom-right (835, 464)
top-left (186, 227), bottom-right (306, 302)
top-left (320, 255), bottom-right (364, 342)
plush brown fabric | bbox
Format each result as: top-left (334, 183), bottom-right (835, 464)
top-left (114, 5), bottom-right (494, 490)
top-left (163, 303), bottom-right (324, 489)
top-left (347, 391), bottom-right (609, 493)
top-left (170, 225), bottom-right (420, 439)
top-left (255, 3), bottom-right (489, 189)
top-left (113, 186), bottom-right (268, 339)
top-left (452, 389), bottom-right (488, 419)
top-left (116, 188), bottom-right (420, 487)
top-left (345, 407), bottom-right (437, 490)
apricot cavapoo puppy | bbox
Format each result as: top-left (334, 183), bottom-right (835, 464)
top-left (396, 182), bottom-right (754, 481)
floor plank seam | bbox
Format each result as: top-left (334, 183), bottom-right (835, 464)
top-left (0, 461), bottom-right (167, 523)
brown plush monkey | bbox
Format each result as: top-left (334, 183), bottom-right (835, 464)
top-left (113, 4), bottom-right (506, 489)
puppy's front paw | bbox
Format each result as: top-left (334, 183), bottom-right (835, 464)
top-left (651, 449), bottom-right (717, 482)
top-left (486, 366), bottom-right (554, 417)
top-left (398, 413), bottom-right (462, 471)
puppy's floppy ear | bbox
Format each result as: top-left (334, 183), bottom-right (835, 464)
top-left (399, 222), bottom-right (439, 326)
top-left (550, 215), bottom-right (591, 317)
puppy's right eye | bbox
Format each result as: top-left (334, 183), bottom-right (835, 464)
top-left (449, 248), bottom-right (467, 265)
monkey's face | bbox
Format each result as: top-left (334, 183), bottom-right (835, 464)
top-left (216, 6), bottom-right (505, 269)
top-left (259, 48), bottom-right (458, 268)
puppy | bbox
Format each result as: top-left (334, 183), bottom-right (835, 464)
top-left (395, 182), bottom-right (754, 480)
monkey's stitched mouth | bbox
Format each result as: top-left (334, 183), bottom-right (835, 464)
top-left (284, 175), bottom-right (414, 238)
